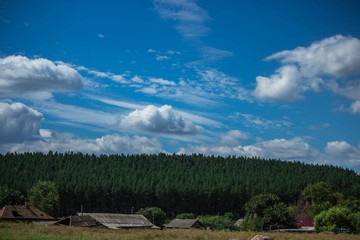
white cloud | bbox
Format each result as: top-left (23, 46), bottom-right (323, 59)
top-left (119, 105), bottom-right (201, 134)
top-left (154, 0), bottom-right (210, 39)
top-left (97, 33), bottom-right (105, 38)
top-left (179, 137), bottom-right (318, 162)
top-left (149, 77), bottom-right (176, 86)
top-left (254, 65), bottom-right (302, 101)
top-left (85, 69), bottom-right (129, 84)
top-left (255, 35), bottom-right (360, 103)
top-left (0, 102), bottom-right (43, 143)
top-left (325, 141), bottom-right (360, 167)
top-left (235, 113), bottom-right (292, 131)
top-left (1, 133), bottom-right (163, 155)
top-left (156, 55), bottom-right (170, 61)
top-left (131, 76), bottom-right (144, 83)
top-left (0, 55), bottom-right (83, 95)
top-left (220, 130), bottom-right (248, 147)
top-left (350, 100), bottom-right (360, 113)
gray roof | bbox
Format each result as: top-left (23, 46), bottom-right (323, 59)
top-left (79, 213), bottom-right (158, 229)
top-left (167, 219), bottom-right (204, 229)
top-left (55, 215), bottom-right (104, 228)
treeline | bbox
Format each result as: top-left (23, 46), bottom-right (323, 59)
top-left (0, 152), bottom-right (359, 217)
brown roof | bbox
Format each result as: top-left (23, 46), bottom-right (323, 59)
top-left (0, 205), bottom-right (54, 221)
top-left (167, 219), bottom-right (204, 229)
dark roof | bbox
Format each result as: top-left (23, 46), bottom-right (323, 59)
top-left (0, 205), bottom-right (54, 221)
top-left (55, 215), bottom-right (104, 228)
top-left (167, 219), bottom-right (204, 229)
top-left (79, 213), bottom-right (159, 229)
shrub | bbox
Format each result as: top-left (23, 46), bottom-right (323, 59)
top-left (314, 206), bottom-right (351, 233)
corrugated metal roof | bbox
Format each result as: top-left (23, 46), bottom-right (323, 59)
top-left (79, 213), bottom-right (157, 229)
top-left (0, 205), bottom-right (54, 221)
top-left (167, 219), bottom-right (204, 229)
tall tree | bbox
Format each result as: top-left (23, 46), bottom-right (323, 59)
top-left (28, 180), bottom-right (59, 218)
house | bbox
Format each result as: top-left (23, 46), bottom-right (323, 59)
top-left (166, 219), bottom-right (204, 229)
top-left (55, 215), bottom-right (105, 228)
top-left (77, 213), bottom-right (160, 229)
top-left (0, 204), bottom-right (55, 222)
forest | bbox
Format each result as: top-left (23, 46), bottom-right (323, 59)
top-left (0, 152), bottom-right (359, 217)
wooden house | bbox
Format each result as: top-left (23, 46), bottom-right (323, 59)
top-left (0, 204), bottom-right (55, 222)
top-left (166, 219), bottom-right (204, 229)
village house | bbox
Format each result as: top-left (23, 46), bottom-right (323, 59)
top-left (0, 204), bottom-right (55, 222)
top-left (56, 213), bottom-right (159, 229)
top-left (166, 219), bottom-right (204, 229)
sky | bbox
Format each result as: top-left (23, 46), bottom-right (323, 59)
top-left (1, 0), bottom-right (360, 172)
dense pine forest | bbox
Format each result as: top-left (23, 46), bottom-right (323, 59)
top-left (1, 152), bottom-right (359, 217)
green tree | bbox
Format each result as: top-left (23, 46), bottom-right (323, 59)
top-left (303, 182), bottom-right (333, 205)
top-left (136, 207), bottom-right (166, 227)
top-left (314, 206), bottom-right (351, 233)
top-left (28, 181), bottom-right (59, 218)
top-left (242, 193), bottom-right (295, 231)
top-left (0, 186), bottom-right (25, 207)
top-left (176, 212), bottom-right (196, 219)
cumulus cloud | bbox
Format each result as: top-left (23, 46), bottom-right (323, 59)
top-left (220, 130), bottom-right (248, 147)
top-left (119, 105), bottom-right (201, 134)
top-left (350, 100), bottom-right (360, 113)
top-left (0, 55), bottom-right (83, 95)
top-left (1, 133), bottom-right (163, 155)
top-left (0, 102), bottom-right (43, 143)
top-left (325, 141), bottom-right (360, 167)
top-left (255, 35), bottom-right (360, 104)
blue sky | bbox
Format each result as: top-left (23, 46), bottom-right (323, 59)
top-left (1, 0), bottom-right (360, 171)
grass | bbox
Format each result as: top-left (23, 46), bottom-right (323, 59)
top-left (0, 222), bottom-right (360, 240)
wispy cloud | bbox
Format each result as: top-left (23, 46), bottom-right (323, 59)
top-left (154, 0), bottom-right (211, 39)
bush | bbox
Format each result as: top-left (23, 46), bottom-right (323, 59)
top-left (198, 213), bottom-right (236, 230)
top-left (314, 206), bottom-right (351, 233)
top-left (349, 212), bottom-right (360, 234)
top-left (28, 181), bottom-right (59, 218)
top-left (240, 214), bottom-right (263, 231)
top-left (136, 207), bottom-right (166, 227)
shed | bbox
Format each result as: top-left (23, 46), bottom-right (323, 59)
top-left (295, 214), bottom-right (313, 227)
top-left (167, 219), bottom-right (204, 229)
top-left (55, 215), bottom-right (105, 228)
top-left (78, 213), bottom-right (159, 229)
top-left (0, 205), bottom-right (54, 222)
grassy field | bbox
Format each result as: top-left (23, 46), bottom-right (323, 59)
top-left (0, 222), bottom-right (360, 240)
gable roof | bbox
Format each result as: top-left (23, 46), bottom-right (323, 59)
top-left (167, 219), bottom-right (204, 229)
top-left (0, 205), bottom-right (54, 221)
top-left (79, 213), bottom-right (158, 229)
top-left (55, 215), bottom-right (104, 228)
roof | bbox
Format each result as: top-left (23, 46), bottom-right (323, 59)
top-left (0, 205), bottom-right (54, 221)
top-left (167, 219), bottom-right (204, 229)
top-left (55, 215), bottom-right (104, 228)
top-left (79, 213), bottom-right (158, 229)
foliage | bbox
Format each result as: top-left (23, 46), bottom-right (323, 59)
top-left (314, 206), bottom-right (352, 233)
top-left (136, 207), bottom-right (166, 227)
top-left (242, 193), bottom-right (295, 231)
top-left (349, 212), bottom-right (360, 234)
top-left (0, 185), bottom-right (25, 207)
top-left (198, 213), bottom-right (236, 230)
top-left (176, 212), bottom-right (196, 219)
top-left (240, 213), bottom-right (263, 231)
top-left (0, 152), bottom-right (359, 216)
top-left (28, 180), bottom-right (59, 218)
top-left (308, 201), bottom-right (332, 218)
top-left (343, 197), bottom-right (360, 212)
top-left (303, 182), bottom-right (334, 205)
